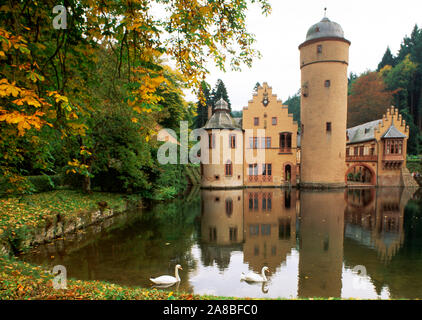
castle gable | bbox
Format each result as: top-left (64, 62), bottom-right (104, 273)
top-left (242, 82), bottom-right (297, 130)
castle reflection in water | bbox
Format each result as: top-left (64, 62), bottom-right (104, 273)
top-left (199, 187), bottom-right (415, 298)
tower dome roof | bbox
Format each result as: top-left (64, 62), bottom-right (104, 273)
top-left (214, 98), bottom-right (230, 112)
top-left (305, 17), bottom-right (345, 42)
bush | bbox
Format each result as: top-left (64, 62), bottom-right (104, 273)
top-left (27, 174), bottom-right (63, 193)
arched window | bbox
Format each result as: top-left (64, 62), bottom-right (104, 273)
top-left (225, 160), bottom-right (233, 176)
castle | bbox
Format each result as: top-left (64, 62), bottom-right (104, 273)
top-left (200, 16), bottom-right (417, 189)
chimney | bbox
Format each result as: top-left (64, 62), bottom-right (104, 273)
top-left (207, 104), bottom-right (212, 120)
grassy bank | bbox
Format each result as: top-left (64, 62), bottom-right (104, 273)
top-left (0, 255), bottom-right (343, 300)
top-left (0, 190), bottom-right (128, 231)
top-left (0, 255), bottom-right (220, 300)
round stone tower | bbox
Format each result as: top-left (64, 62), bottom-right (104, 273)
top-left (299, 16), bottom-right (350, 188)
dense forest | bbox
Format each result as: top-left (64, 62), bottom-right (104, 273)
top-left (0, 0), bottom-right (271, 196)
top-left (284, 25), bottom-right (422, 155)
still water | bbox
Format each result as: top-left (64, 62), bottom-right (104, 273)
top-left (21, 188), bottom-right (422, 299)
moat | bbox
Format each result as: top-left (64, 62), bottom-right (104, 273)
top-left (20, 187), bottom-right (422, 299)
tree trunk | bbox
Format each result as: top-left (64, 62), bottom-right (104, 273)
top-left (83, 175), bottom-right (92, 194)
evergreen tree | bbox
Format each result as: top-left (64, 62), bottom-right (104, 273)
top-left (194, 81), bottom-right (212, 128)
top-left (211, 79), bottom-right (231, 111)
top-left (377, 47), bottom-right (396, 71)
top-left (284, 90), bottom-right (301, 126)
top-left (348, 72), bottom-right (358, 95)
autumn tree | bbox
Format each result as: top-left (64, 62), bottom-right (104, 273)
top-left (347, 72), bottom-right (393, 128)
top-left (0, 0), bottom-right (272, 194)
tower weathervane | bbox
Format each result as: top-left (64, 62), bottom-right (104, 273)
top-left (324, 7), bottom-right (327, 17)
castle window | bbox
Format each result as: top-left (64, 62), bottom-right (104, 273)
top-left (248, 164), bottom-right (258, 178)
top-left (302, 82), bottom-right (309, 97)
top-left (261, 224), bottom-right (271, 236)
top-left (279, 217), bottom-right (291, 240)
top-left (254, 117), bottom-right (259, 126)
top-left (385, 139), bottom-right (403, 155)
top-left (284, 191), bottom-right (291, 209)
top-left (229, 227), bottom-right (237, 242)
top-left (325, 80), bottom-right (331, 88)
top-left (260, 137), bottom-right (271, 149)
top-left (209, 133), bottom-right (215, 149)
top-left (262, 164), bottom-right (272, 176)
top-left (249, 137), bottom-right (259, 149)
top-left (326, 122), bottom-right (332, 133)
top-left (272, 117), bottom-right (277, 125)
top-left (209, 227), bottom-right (217, 242)
top-left (280, 132), bottom-right (292, 153)
top-left (229, 134), bottom-right (236, 148)
top-left (354, 147), bottom-right (358, 156)
top-left (317, 45), bottom-right (322, 54)
top-left (225, 161), bottom-right (233, 176)
top-left (248, 193), bottom-right (259, 210)
top-left (262, 193), bottom-right (272, 211)
top-left (225, 198), bottom-right (233, 217)
top-left (346, 148), bottom-right (350, 157)
top-left (359, 146), bottom-right (364, 156)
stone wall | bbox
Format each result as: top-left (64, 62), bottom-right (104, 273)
top-left (0, 203), bottom-right (131, 257)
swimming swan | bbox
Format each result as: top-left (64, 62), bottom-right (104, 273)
top-left (150, 264), bottom-right (182, 285)
top-left (240, 266), bottom-right (269, 282)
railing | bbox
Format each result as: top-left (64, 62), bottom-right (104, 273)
top-left (279, 148), bottom-right (292, 154)
top-left (346, 155), bottom-right (378, 162)
top-left (382, 154), bottom-right (404, 161)
top-left (248, 175), bottom-right (273, 182)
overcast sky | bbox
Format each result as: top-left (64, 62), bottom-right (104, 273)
top-left (183, 0), bottom-right (422, 111)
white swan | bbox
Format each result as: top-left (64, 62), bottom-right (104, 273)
top-left (150, 264), bottom-right (183, 285)
top-left (240, 266), bottom-right (269, 282)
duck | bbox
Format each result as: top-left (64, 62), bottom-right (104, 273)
top-left (240, 266), bottom-right (269, 282)
top-left (150, 264), bottom-right (183, 285)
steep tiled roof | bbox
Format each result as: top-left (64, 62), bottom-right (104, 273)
top-left (346, 119), bottom-right (382, 144)
top-left (203, 111), bottom-right (242, 130)
top-left (381, 124), bottom-right (407, 139)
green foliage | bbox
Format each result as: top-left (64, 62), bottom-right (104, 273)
top-left (376, 25), bottom-right (422, 154)
top-left (89, 109), bottom-right (154, 193)
top-left (0, 0), bottom-right (271, 195)
top-left (27, 175), bottom-right (63, 193)
top-left (231, 110), bottom-right (243, 118)
top-left (152, 163), bottom-right (188, 200)
top-left (284, 91), bottom-right (301, 126)
top-left (194, 81), bottom-right (212, 129)
top-left (377, 47), bottom-right (396, 71)
top-left (211, 79), bottom-right (231, 111)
